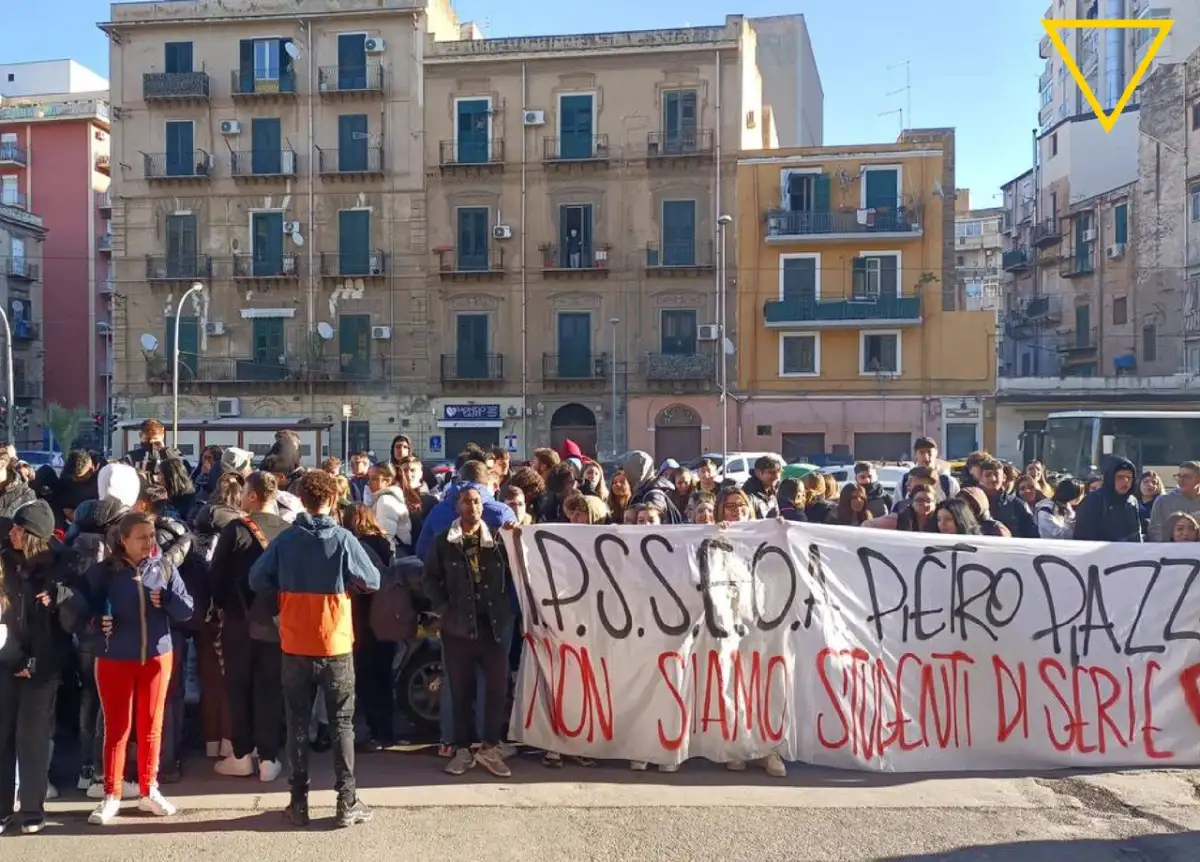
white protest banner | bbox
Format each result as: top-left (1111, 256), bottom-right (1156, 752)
top-left (504, 520), bottom-right (1200, 772)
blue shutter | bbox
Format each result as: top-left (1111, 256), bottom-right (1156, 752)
top-left (1075, 305), bottom-right (1091, 348)
top-left (337, 33), bottom-right (367, 90)
top-left (661, 310), bottom-right (697, 355)
top-left (164, 42), bottom-right (193, 74)
top-left (456, 314), bottom-right (489, 378)
top-left (237, 40), bottom-right (255, 94)
top-left (813, 174), bottom-right (832, 214)
top-left (556, 312), bottom-right (592, 378)
top-left (338, 314), bottom-right (371, 378)
top-left (662, 200), bottom-right (696, 266)
top-left (246, 318), bottom-right (287, 380)
top-left (251, 118), bottom-right (281, 174)
top-left (1115, 204), bottom-right (1128, 245)
top-left (864, 169), bottom-right (899, 214)
top-left (457, 207), bottom-right (489, 270)
top-left (338, 114), bottom-right (368, 172)
top-left (338, 210), bottom-right (371, 275)
top-left (664, 90), bottom-right (697, 152)
top-left (165, 121), bottom-right (193, 176)
top-left (558, 94), bottom-right (594, 159)
top-left (165, 214), bottom-right (197, 277)
top-left (165, 316), bottom-right (200, 380)
top-left (456, 99), bottom-right (491, 164)
top-left (252, 212), bottom-right (284, 276)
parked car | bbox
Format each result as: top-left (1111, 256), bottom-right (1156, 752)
top-left (18, 449), bottom-right (63, 473)
top-left (721, 452), bottom-right (782, 486)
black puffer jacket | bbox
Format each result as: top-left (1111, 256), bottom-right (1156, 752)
top-left (0, 543), bottom-right (87, 679)
top-left (67, 496), bottom-right (129, 565)
top-left (1074, 457), bottom-right (1143, 543)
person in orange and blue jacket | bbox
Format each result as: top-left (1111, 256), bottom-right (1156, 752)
top-left (249, 469), bottom-right (379, 831)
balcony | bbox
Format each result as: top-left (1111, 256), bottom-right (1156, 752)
top-left (14, 379), bottom-right (41, 402)
top-left (1024, 293), bottom-right (1062, 322)
top-left (440, 354), bottom-right (504, 383)
top-left (302, 356), bottom-right (392, 385)
top-left (319, 251), bottom-right (386, 279)
top-left (765, 207), bottom-right (921, 242)
top-left (0, 191), bottom-right (27, 210)
top-left (189, 356), bottom-right (296, 385)
top-left (230, 148), bottom-right (298, 181)
top-left (317, 64), bottom-right (384, 97)
top-left (230, 70), bottom-right (297, 100)
top-left (11, 320), bottom-right (39, 342)
top-left (436, 247), bottom-right (505, 281)
top-left (437, 138), bottom-right (505, 172)
top-left (540, 243), bottom-right (610, 277)
top-left (542, 353), bottom-right (610, 382)
top-left (97, 234), bottom-right (113, 253)
top-left (764, 290), bottom-right (923, 329)
top-left (97, 190), bottom-right (112, 215)
top-left (145, 255), bottom-right (214, 283)
top-left (1059, 327), bottom-right (1099, 356)
top-left (1039, 34), bottom-right (1052, 59)
top-left (143, 151), bottom-right (212, 183)
top-left (3, 259), bottom-right (37, 281)
top-left (1031, 219), bottom-right (1062, 248)
top-left (542, 134), bottom-right (610, 167)
top-left (644, 240), bottom-right (715, 276)
top-left (95, 153), bottom-right (110, 174)
top-left (143, 71), bottom-right (211, 102)
top-left (99, 277), bottom-right (115, 296)
top-left (1002, 247), bottom-right (1035, 271)
top-left (1061, 252), bottom-right (1095, 278)
top-left (0, 144), bottom-right (27, 167)
top-left (316, 146), bottom-right (383, 179)
top-left (646, 129), bottom-right (714, 162)
top-left (644, 352), bottom-right (715, 382)
top-left (233, 253), bottom-right (300, 281)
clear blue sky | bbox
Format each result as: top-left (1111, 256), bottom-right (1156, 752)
top-left (6, 0), bottom-right (1047, 206)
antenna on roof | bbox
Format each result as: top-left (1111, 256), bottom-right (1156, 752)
top-left (886, 59), bottom-right (912, 128)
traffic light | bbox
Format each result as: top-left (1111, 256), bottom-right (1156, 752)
top-left (109, 413), bottom-right (119, 434)
top-left (92, 412), bottom-right (104, 436)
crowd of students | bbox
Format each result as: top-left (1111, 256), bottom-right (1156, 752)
top-left (2, 420), bottom-right (1198, 835)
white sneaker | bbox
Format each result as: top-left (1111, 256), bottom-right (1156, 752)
top-left (219, 739), bottom-right (234, 758)
top-left (213, 754), bottom-right (254, 777)
top-left (258, 759), bottom-right (282, 783)
top-left (87, 780), bottom-right (139, 800)
top-left (44, 783), bottom-right (58, 800)
top-left (88, 796), bottom-right (122, 826)
top-left (725, 759), bottom-right (747, 772)
top-left (138, 787), bottom-right (177, 817)
top-left (762, 752), bottom-right (788, 778)
top-left (629, 761), bottom-right (649, 771)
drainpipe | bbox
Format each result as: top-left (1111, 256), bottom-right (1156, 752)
top-left (713, 47), bottom-right (723, 460)
top-left (1103, 0), bottom-right (1126, 112)
top-left (303, 19), bottom-right (316, 340)
top-left (520, 62), bottom-right (528, 458)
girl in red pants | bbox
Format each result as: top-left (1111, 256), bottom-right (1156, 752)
top-left (81, 512), bottom-right (193, 826)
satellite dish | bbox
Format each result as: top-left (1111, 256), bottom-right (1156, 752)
top-left (291, 231), bottom-right (304, 247)
top-left (284, 41), bottom-right (301, 60)
top-left (316, 322), bottom-right (334, 341)
top-left (140, 333), bottom-right (159, 352)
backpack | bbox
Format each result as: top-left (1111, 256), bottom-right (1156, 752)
top-left (369, 556), bottom-right (422, 643)
top-left (241, 517), bottom-right (281, 643)
top-left (178, 534), bottom-right (214, 631)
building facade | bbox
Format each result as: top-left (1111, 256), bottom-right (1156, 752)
top-left (101, 0), bottom-right (461, 462)
top-left (0, 60), bottom-right (111, 421)
top-left (423, 14), bottom-right (819, 462)
top-left (0, 202), bottom-right (46, 447)
top-left (954, 190), bottom-right (1004, 312)
top-left (735, 131), bottom-right (997, 464)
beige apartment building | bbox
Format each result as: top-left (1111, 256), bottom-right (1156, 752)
top-left (0, 202), bottom-right (46, 447)
top-left (424, 14), bottom-right (819, 459)
top-left (953, 190), bottom-right (1003, 312)
top-left (100, 0), bottom-right (461, 458)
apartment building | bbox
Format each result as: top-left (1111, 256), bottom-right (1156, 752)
top-left (423, 14), bottom-right (820, 461)
top-left (954, 190), bottom-right (1004, 312)
top-left (0, 202), bottom-right (46, 447)
top-left (734, 131), bottom-right (997, 464)
top-left (101, 0), bottom-right (464, 459)
top-left (0, 60), bottom-right (111, 420)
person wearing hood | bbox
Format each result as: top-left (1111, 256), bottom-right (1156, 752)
top-left (742, 455), bottom-right (783, 519)
top-left (557, 438), bottom-right (585, 474)
top-left (622, 451), bottom-right (683, 524)
top-left (415, 460), bottom-right (516, 559)
top-left (977, 458), bottom-right (1038, 539)
top-left (957, 487), bottom-right (1012, 537)
top-left (0, 448), bottom-right (34, 521)
top-left (1036, 478), bottom-right (1083, 540)
top-left (0, 501), bottom-right (84, 835)
top-left (1074, 457), bottom-right (1143, 543)
top-left (53, 450), bottom-right (100, 527)
top-left (249, 470), bottom-right (378, 829)
top-left (853, 463), bottom-right (893, 519)
top-left (1147, 461), bottom-right (1200, 542)
top-left (388, 435), bottom-right (436, 492)
top-left (365, 464), bottom-right (415, 556)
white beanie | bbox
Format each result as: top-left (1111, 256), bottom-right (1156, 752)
top-left (98, 463), bottom-right (141, 509)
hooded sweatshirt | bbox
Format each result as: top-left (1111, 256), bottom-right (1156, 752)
top-left (414, 480), bottom-right (516, 559)
top-left (622, 450), bottom-right (683, 523)
top-left (1074, 457), bottom-right (1143, 543)
top-left (371, 485), bottom-right (414, 553)
top-left (97, 462), bottom-right (141, 510)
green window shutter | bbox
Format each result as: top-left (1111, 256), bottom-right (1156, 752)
top-left (813, 174), bottom-right (831, 212)
top-left (1115, 204), bottom-right (1128, 245)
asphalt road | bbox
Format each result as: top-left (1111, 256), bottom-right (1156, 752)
top-left (11, 751), bottom-right (1200, 861)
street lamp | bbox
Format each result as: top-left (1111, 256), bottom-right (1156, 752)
top-left (609, 317), bottom-right (619, 459)
top-left (0, 306), bottom-right (13, 443)
top-left (172, 281), bottom-right (205, 446)
top-left (716, 213), bottom-right (733, 467)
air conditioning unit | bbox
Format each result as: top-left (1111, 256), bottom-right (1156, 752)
top-left (371, 325), bottom-right (392, 340)
top-left (697, 324), bottom-right (720, 341)
top-left (1082, 228), bottom-right (1097, 242)
top-left (1107, 242), bottom-right (1126, 260)
top-left (492, 224), bottom-right (513, 240)
top-left (368, 251), bottom-right (383, 275)
top-left (283, 220), bottom-right (301, 234)
top-left (216, 397), bottom-right (241, 418)
top-left (364, 37), bottom-right (386, 53)
top-left (219, 120), bottom-right (240, 135)
top-left (205, 321), bottom-right (226, 336)
top-left (523, 110), bottom-right (545, 126)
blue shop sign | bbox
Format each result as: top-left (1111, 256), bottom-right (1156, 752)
top-left (443, 404), bottom-right (501, 421)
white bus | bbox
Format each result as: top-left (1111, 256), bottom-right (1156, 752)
top-left (1040, 410), bottom-right (1200, 485)
top-left (111, 417), bottom-right (333, 466)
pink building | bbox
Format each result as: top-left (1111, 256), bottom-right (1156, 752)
top-left (0, 60), bottom-right (111, 418)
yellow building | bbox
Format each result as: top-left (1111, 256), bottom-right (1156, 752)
top-left (734, 130), bottom-right (997, 463)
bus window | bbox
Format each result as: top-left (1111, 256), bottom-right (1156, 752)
top-left (1043, 416), bottom-right (1091, 477)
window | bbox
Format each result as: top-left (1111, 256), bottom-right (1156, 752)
top-left (1051, 133), bottom-right (1058, 156)
top-left (1114, 203), bottom-right (1128, 245)
top-left (456, 207), bottom-right (489, 270)
top-left (1192, 102), bottom-right (1200, 131)
top-left (1075, 305), bottom-right (1091, 348)
top-left (661, 200), bottom-right (696, 266)
top-left (780, 254), bottom-right (819, 304)
top-left (455, 313), bottom-right (490, 378)
top-left (338, 209), bottom-right (371, 275)
top-left (556, 312), bottom-right (592, 378)
top-left (662, 89), bottom-right (697, 150)
top-left (455, 98), bottom-right (491, 163)
top-left (860, 331), bottom-right (900, 375)
top-left (955, 221), bottom-right (983, 238)
top-left (781, 433), bottom-right (825, 463)
top-left (165, 214), bottom-right (197, 278)
top-left (660, 309), bottom-right (697, 355)
top-left (336, 33), bottom-right (368, 90)
top-left (337, 114), bottom-right (369, 172)
top-left (165, 315), bottom-right (200, 380)
top-left (1, 176), bottom-right (16, 207)
top-left (852, 253), bottom-right (899, 298)
top-left (238, 38), bottom-right (295, 93)
top-left (10, 237), bottom-right (24, 270)
top-left (558, 93), bottom-right (595, 159)
top-left (251, 117), bottom-right (282, 174)
top-left (164, 42), bottom-right (193, 74)
top-left (861, 166), bottom-right (900, 212)
top-left (1143, 323), bottom-right (1158, 362)
top-left (251, 318), bottom-right (286, 372)
top-left (780, 333), bottom-right (819, 376)
top-left (251, 211), bottom-right (284, 276)
top-left (338, 314), bottom-right (371, 378)
top-left (165, 121), bottom-right (194, 177)
top-left (557, 204), bottom-right (593, 269)
top-left (781, 170), bottom-right (830, 213)
top-left (1049, 191), bottom-right (1058, 220)
top-left (956, 254), bottom-right (964, 266)
top-left (1040, 83), bottom-right (1053, 108)
top-left (1191, 185), bottom-right (1200, 222)
top-left (1113, 296), bottom-right (1128, 325)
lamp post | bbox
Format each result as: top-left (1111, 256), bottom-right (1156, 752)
top-left (716, 214), bottom-right (733, 467)
top-left (610, 317), bottom-right (619, 458)
top-left (0, 307), bottom-right (13, 444)
top-left (172, 281), bottom-right (205, 447)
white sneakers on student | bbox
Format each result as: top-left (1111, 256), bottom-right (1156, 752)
top-left (137, 787), bottom-right (177, 817)
top-left (213, 754), bottom-right (255, 777)
top-left (88, 796), bottom-right (122, 826)
top-left (258, 759), bottom-right (282, 783)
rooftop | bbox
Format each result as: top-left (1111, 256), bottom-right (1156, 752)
top-left (103, 0), bottom-right (425, 29)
